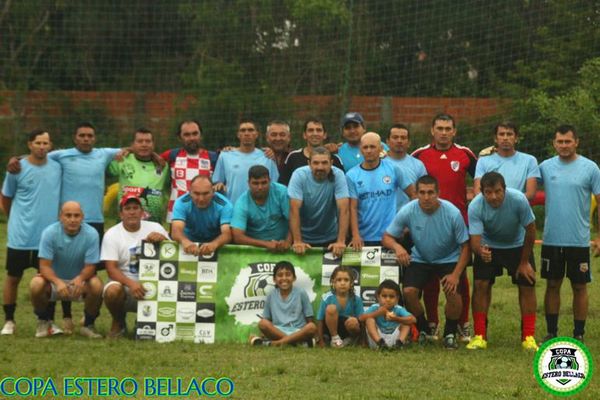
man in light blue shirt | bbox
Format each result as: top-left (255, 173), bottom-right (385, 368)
top-left (385, 124), bottom-right (427, 209)
top-left (467, 172), bottom-right (538, 351)
top-left (474, 121), bottom-right (540, 200)
top-left (172, 175), bottom-right (233, 256)
top-left (347, 132), bottom-right (415, 247)
top-left (539, 125), bottom-right (600, 342)
top-left (288, 147), bottom-right (349, 257)
top-left (30, 201), bottom-right (103, 339)
top-left (337, 112), bottom-right (389, 171)
top-left (213, 119), bottom-right (279, 204)
top-left (231, 165), bottom-right (290, 251)
top-left (1, 129), bottom-right (61, 335)
top-left (382, 175), bottom-right (470, 349)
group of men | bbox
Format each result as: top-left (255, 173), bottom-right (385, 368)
top-left (1, 113), bottom-right (598, 350)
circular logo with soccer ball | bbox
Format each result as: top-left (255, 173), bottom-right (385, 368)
top-left (534, 337), bottom-right (593, 396)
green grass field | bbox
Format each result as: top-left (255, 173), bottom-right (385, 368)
top-left (0, 221), bottom-right (598, 399)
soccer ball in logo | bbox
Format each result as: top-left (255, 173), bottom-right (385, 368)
top-left (558, 357), bottom-right (572, 369)
top-left (244, 273), bottom-right (274, 297)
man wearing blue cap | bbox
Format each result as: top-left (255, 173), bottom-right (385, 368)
top-left (338, 112), bottom-right (388, 172)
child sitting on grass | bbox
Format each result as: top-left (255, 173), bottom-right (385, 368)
top-left (250, 261), bottom-right (316, 346)
top-left (317, 266), bottom-right (363, 347)
top-left (360, 279), bottom-right (415, 350)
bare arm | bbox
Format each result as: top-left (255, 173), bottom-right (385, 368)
top-left (231, 228), bottom-right (287, 252)
top-left (515, 222), bottom-right (537, 284)
top-left (524, 177), bottom-right (537, 201)
top-left (328, 198), bottom-right (349, 257)
top-left (404, 184), bottom-right (416, 199)
top-left (349, 198), bottom-right (362, 250)
top-left (171, 220), bottom-right (198, 255)
top-left (473, 178), bottom-right (481, 195)
top-left (441, 242), bottom-right (471, 294)
top-left (198, 224), bottom-right (231, 255)
top-left (40, 258), bottom-right (69, 299)
top-left (289, 198), bottom-right (310, 254)
top-left (358, 306), bottom-right (388, 322)
top-left (381, 232), bottom-right (411, 267)
top-left (1, 194), bottom-right (12, 216)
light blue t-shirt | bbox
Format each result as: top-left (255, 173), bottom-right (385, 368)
top-left (231, 182), bottom-right (289, 241)
top-left (364, 304), bottom-right (412, 334)
top-left (262, 286), bottom-right (313, 329)
top-left (386, 199), bottom-right (468, 264)
top-left (468, 188), bottom-right (535, 249)
top-left (475, 152), bottom-right (540, 192)
top-left (288, 166), bottom-right (349, 244)
top-left (316, 291), bottom-right (364, 320)
top-left (386, 155), bottom-right (427, 209)
top-left (172, 192), bottom-right (233, 243)
top-left (338, 142), bottom-right (390, 172)
top-left (1, 159), bottom-right (61, 249)
top-left (539, 155), bottom-right (600, 246)
top-left (347, 159), bottom-right (411, 242)
top-left (49, 147), bottom-right (120, 223)
top-left (212, 149), bottom-right (280, 205)
top-left (38, 222), bottom-right (100, 280)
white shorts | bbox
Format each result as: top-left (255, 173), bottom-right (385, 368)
top-left (102, 281), bottom-right (137, 313)
top-left (367, 326), bottom-right (400, 349)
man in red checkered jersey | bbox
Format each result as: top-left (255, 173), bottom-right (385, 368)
top-left (160, 120), bottom-right (218, 223)
top-left (412, 113), bottom-right (477, 343)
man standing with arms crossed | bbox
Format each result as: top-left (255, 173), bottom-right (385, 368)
top-left (412, 113), bottom-right (477, 342)
top-left (1, 130), bottom-right (61, 335)
top-left (467, 172), bottom-right (538, 351)
top-left (539, 125), bottom-right (600, 343)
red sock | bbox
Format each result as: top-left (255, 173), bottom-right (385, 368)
top-left (522, 314), bottom-right (536, 340)
top-left (459, 274), bottom-right (470, 325)
top-left (473, 311), bottom-right (487, 338)
top-left (423, 277), bottom-right (440, 324)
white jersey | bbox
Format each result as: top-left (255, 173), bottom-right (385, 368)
top-left (101, 221), bottom-right (169, 280)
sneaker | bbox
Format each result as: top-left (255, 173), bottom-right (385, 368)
top-left (522, 336), bottom-right (539, 351)
top-left (249, 335), bottom-right (263, 346)
top-left (48, 321), bottom-right (63, 336)
top-left (330, 335), bottom-right (344, 348)
top-left (542, 333), bottom-right (557, 343)
top-left (63, 318), bottom-right (74, 335)
top-left (427, 323), bottom-right (439, 341)
top-left (573, 334), bottom-right (584, 343)
top-left (443, 334), bottom-right (458, 350)
top-left (35, 320), bottom-right (51, 338)
top-left (466, 335), bottom-right (487, 350)
top-left (302, 338), bottom-right (316, 348)
top-left (418, 330), bottom-right (428, 346)
top-left (457, 322), bottom-right (472, 343)
top-left (1, 321), bottom-right (15, 335)
top-left (80, 325), bottom-right (102, 339)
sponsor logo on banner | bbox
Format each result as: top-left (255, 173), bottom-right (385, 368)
top-left (196, 303), bottom-right (216, 323)
top-left (160, 242), bottom-right (178, 260)
top-left (158, 281), bottom-right (177, 301)
top-left (197, 263), bottom-right (217, 283)
top-left (197, 283), bottom-right (216, 301)
top-left (534, 337), bottom-right (593, 396)
top-left (157, 302), bottom-right (176, 322)
top-left (194, 323), bottom-right (215, 344)
top-left (136, 322), bottom-right (156, 340)
top-left (160, 262), bottom-right (178, 280)
top-left (139, 260), bottom-right (159, 280)
top-left (361, 288), bottom-right (377, 306)
top-left (178, 282), bottom-right (197, 302)
top-left (137, 301), bottom-right (157, 322)
top-left (157, 323), bottom-right (176, 343)
top-left (380, 266), bottom-right (399, 282)
top-left (225, 262), bottom-right (316, 325)
top-left (142, 282), bottom-right (157, 300)
top-left (176, 302), bottom-right (197, 323)
top-left (142, 242), bottom-right (157, 258)
top-left (176, 323), bottom-right (196, 340)
top-left (361, 247), bottom-right (381, 266)
top-left (178, 262), bottom-right (198, 282)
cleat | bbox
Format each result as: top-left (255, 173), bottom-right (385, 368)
top-left (1, 321), bottom-right (16, 335)
top-left (522, 336), bottom-right (538, 351)
top-left (35, 320), bottom-right (51, 338)
top-left (249, 335), bottom-right (271, 346)
top-left (573, 334), bottom-right (584, 343)
top-left (466, 335), bottom-right (487, 350)
top-left (80, 325), bottom-right (102, 339)
top-left (62, 318), bottom-right (74, 335)
top-left (48, 321), bottom-right (63, 336)
top-left (427, 323), bottom-right (439, 341)
top-left (418, 331), bottom-right (428, 346)
top-left (542, 333), bottom-right (557, 343)
top-left (443, 334), bottom-right (458, 350)
top-left (330, 335), bottom-right (344, 348)
top-left (457, 322), bottom-right (472, 343)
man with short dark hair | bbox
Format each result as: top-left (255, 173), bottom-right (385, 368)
top-left (30, 201), bottom-right (103, 339)
top-left (467, 172), bottom-right (538, 351)
top-left (288, 147), bottom-right (349, 257)
top-left (382, 175), bottom-right (470, 349)
top-left (213, 119), bottom-right (279, 204)
top-left (474, 121), bottom-right (539, 200)
top-left (231, 166), bottom-right (290, 251)
top-left (160, 119), bottom-right (218, 223)
top-left (102, 194), bottom-right (169, 337)
top-left (1, 130), bottom-right (61, 335)
top-left (108, 128), bottom-right (169, 222)
top-left (265, 120), bottom-right (292, 173)
top-left (539, 125), bottom-right (600, 343)
top-left (279, 118), bottom-right (343, 185)
top-left (171, 175), bottom-right (233, 256)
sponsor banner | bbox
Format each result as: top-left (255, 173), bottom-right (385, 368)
top-left (136, 242), bottom-right (399, 343)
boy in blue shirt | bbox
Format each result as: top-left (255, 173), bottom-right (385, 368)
top-left (360, 280), bottom-right (415, 349)
top-left (250, 261), bottom-right (316, 346)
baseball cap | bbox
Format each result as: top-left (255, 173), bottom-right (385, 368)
top-left (341, 112), bottom-right (365, 127)
top-left (120, 193), bottom-right (142, 209)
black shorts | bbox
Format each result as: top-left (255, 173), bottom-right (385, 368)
top-left (403, 262), bottom-right (461, 291)
top-left (322, 315), bottom-right (351, 340)
top-left (540, 245), bottom-right (591, 284)
top-left (88, 222), bottom-right (105, 271)
top-left (6, 248), bottom-right (39, 278)
top-left (473, 247), bottom-right (536, 286)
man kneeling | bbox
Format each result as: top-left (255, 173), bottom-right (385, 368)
top-left (30, 201), bottom-right (103, 338)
